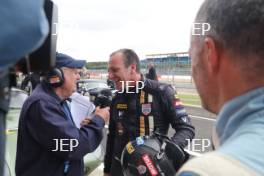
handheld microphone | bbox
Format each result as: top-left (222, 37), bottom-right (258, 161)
top-left (94, 89), bottom-right (112, 108)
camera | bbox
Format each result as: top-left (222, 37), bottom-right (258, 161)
top-left (16, 0), bottom-right (58, 74)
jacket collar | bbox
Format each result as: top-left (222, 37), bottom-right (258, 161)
top-left (39, 81), bottom-right (66, 104)
top-left (216, 86), bottom-right (264, 144)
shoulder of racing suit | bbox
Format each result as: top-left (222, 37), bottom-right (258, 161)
top-left (176, 152), bottom-right (258, 176)
top-left (143, 78), bottom-right (175, 96)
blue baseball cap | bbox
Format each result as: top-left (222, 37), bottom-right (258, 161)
top-left (56, 52), bottom-right (86, 68)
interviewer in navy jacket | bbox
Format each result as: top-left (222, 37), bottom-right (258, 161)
top-left (15, 53), bottom-right (109, 176)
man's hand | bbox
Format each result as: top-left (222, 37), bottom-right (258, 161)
top-left (94, 106), bottom-right (110, 123)
top-left (80, 107), bottom-right (110, 127)
top-left (80, 118), bottom-right (92, 127)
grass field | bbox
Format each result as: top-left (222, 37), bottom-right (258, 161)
top-left (178, 92), bottom-right (201, 107)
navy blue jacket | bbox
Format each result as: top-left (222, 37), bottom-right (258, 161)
top-left (15, 82), bottom-right (105, 176)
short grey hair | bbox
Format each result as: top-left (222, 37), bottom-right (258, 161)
top-left (195, 0), bottom-right (264, 72)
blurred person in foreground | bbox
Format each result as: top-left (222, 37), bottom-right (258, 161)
top-left (104, 48), bottom-right (195, 176)
top-left (0, 0), bottom-right (49, 174)
top-left (177, 0), bottom-right (264, 175)
top-left (15, 53), bottom-right (109, 176)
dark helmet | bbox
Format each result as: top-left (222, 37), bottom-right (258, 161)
top-left (121, 133), bottom-right (186, 176)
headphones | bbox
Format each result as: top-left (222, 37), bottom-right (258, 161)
top-left (46, 68), bottom-right (65, 87)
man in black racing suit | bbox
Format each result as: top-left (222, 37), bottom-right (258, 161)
top-left (104, 49), bottom-right (195, 176)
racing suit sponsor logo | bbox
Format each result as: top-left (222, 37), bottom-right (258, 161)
top-left (142, 103), bottom-right (151, 115)
top-left (117, 103), bottom-right (128, 109)
top-left (142, 154), bottom-right (158, 176)
top-left (136, 136), bottom-right (144, 145)
top-left (137, 165), bottom-right (147, 175)
top-left (126, 142), bottom-right (135, 154)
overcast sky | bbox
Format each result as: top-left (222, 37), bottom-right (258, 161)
top-left (53, 0), bottom-right (204, 62)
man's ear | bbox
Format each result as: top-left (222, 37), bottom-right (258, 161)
top-left (204, 37), bottom-right (220, 74)
top-left (130, 64), bottom-right (137, 74)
